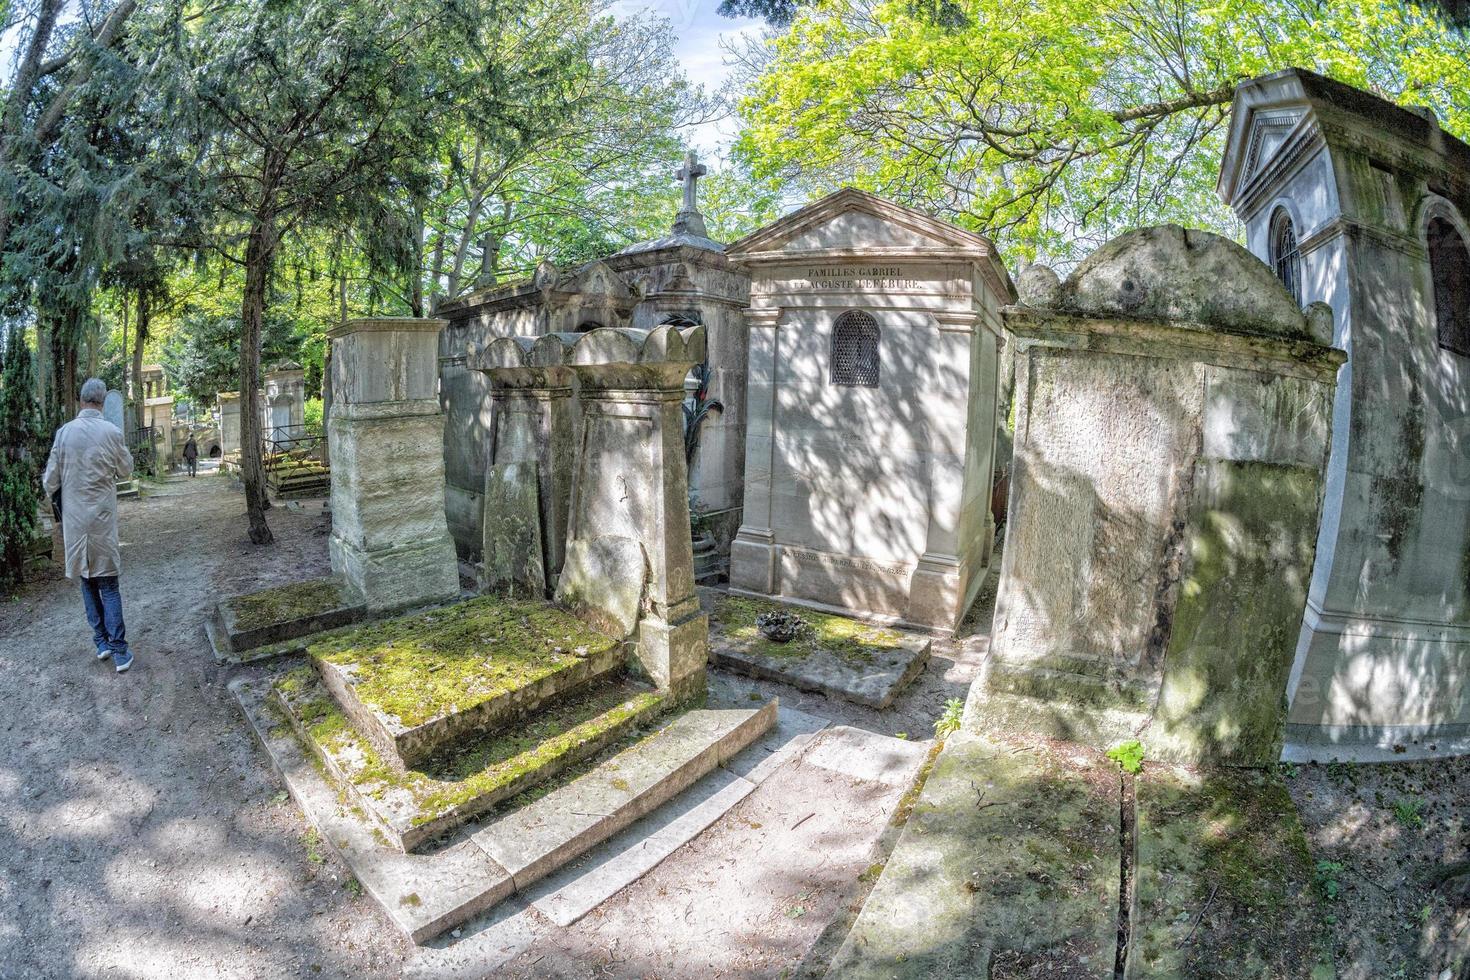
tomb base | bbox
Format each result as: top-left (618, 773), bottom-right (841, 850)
top-left (207, 577), bottom-right (365, 664)
top-left (635, 599), bottom-right (709, 699)
top-left (232, 660), bottom-right (775, 943)
top-left (704, 589), bottom-right (931, 709)
top-left (330, 533), bottom-right (460, 613)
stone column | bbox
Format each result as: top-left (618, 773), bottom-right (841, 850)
top-left (327, 318), bottom-right (460, 612)
top-left (976, 226), bottom-right (1345, 765)
top-left (469, 335), bottom-right (579, 596)
top-left (555, 326), bottom-right (708, 698)
top-left (217, 392), bottom-right (241, 455)
top-left (728, 308), bottom-right (781, 595)
top-left (320, 347), bottom-right (332, 469)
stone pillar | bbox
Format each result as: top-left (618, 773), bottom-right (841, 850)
top-left (727, 308), bottom-right (781, 596)
top-left (976, 226), bottom-right (1346, 765)
top-left (469, 335), bottom-right (579, 596)
top-left (217, 392), bottom-right (241, 455)
top-left (327, 318), bottom-right (460, 612)
top-left (555, 326), bottom-right (708, 698)
top-left (320, 347), bottom-right (332, 469)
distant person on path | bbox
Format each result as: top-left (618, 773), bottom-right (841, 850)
top-left (183, 435), bottom-right (199, 477)
top-left (42, 378), bottom-right (136, 674)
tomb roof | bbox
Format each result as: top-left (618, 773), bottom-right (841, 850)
top-left (1219, 67), bottom-right (1470, 209)
top-left (1018, 225), bottom-right (1325, 344)
top-left (727, 187), bottom-right (1015, 302)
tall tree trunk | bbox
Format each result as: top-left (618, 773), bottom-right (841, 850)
top-left (131, 291), bottom-right (148, 434)
top-left (49, 320), bottom-right (77, 430)
top-left (427, 222), bottom-right (447, 307)
top-left (240, 213), bottom-right (277, 545)
top-left (36, 324), bottom-right (51, 429)
top-left (85, 316), bottom-right (97, 377)
top-left (447, 190), bottom-right (488, 299)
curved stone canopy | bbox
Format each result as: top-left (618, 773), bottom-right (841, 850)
top-left (614, 230), bottom-right (725, 257)
top-left (469, 324), bottom-right (707, 373)
top-left (1031, 225), bottom-right (1317, 342)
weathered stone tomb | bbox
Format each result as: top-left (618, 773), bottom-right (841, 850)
top-left (327, 317), bottom-right (461, 612)
top-left (726, 188), bottom-right (1015, 632)
top-left (977, 225), bottom-right (1345, 765)
top-left (262, 361), bottom-right (307, 448)
top-left (217, 390), bottom-right (241, 456)
top-left (1220, 68), bottom-right (1470, 749)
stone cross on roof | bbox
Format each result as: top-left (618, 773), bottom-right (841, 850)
top-left (672, 150), bottom-right (710, 239)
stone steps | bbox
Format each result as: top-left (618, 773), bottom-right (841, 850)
top-left (471, 700), bottom-right (778, 893)
top-left (273, 666), bottom-right (669, 852)
top-left (210, 578), bottom-right (364, 663)
top-left (232, 673), bottom-right (777, 944)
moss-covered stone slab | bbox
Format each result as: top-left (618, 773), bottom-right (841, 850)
top-left (308, 595), bottom-right (625, 769)
top-left (472, 701), bottom-right (778, 890)
top-left (1130, 765), bottom-right (1333, 978)
top-left (230, 674), bottom-right (514, 945)
top-left (705, 591), bottom-right (930, 709)
top-left (211, 577), bottom-right (365, 662)
top-left (828, 729), bottom-right (1121, 979)
top-left (274, 665), bottom-right (668, 852)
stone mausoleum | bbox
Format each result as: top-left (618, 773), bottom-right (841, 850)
top-left (726, 189), bottom-right (1014, 632)
top-left (437, 152), bottom-right (751, 569)
top-left (1220, 68), bottom-right (1470, 748)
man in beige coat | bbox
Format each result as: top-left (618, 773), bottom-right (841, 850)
top-left (43, 378), bottom-right (136, 673)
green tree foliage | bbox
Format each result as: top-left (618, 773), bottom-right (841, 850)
top-left (414, 5), bottom-right (702, 303)
top-left (735, 0), bottom-right (1470, 260)
top-left (0, 325), bottom-right (42, 591)
top-left (164, 310), bottom-right (302, 410)
top-left (157, 0), bottom-right (476, 544)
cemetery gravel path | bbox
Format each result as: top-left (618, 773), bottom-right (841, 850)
top-left (0, 471), bottom-right (993, 980)
top-left (0, 472), bottom-right (411, 980)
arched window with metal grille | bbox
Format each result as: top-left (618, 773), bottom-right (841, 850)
top-left (829, 310), bottom-right (880, 387)
top-left (1428, 214), bottom-right (1470, 356)
top-left (1270, 208), bottom-right (1302, 305)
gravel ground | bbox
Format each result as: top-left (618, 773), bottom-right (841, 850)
top-left (1288, 756), bottom-right (1470, 979)
top-left (0, 474), bottom-right (973, 980)
top-left (0, 472), bottom-right (409, 980)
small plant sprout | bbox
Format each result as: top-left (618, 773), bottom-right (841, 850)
top-left (303, 828), bottom-right (326, 865)
top-left (934, 698), bottom-right (965, 738)
top-left (1391, 796), bottom-right (1425, 828)
top-left (1314, 860), bottom-right (1345, 901)
top-left (1106, 740), bottom-right (1145, 775)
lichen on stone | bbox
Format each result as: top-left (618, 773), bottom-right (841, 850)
top-left (226, 578), bottom-right (347, 632)
top-left (306, 595), bottom-right (620, 728)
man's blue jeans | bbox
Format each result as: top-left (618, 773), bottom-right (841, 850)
top-left (79, 575), bottom-right (128, 657)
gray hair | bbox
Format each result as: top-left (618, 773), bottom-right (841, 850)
top-left (80, 378), bottom-right (107, 405)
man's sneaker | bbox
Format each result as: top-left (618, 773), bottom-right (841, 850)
top-left (114, 651), bottom-right (134, 674)
top-left (96, 647), bottom-right (111, 661)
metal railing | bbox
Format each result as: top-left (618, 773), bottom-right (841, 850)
top-left (260, 424), bottom-right (327, 481)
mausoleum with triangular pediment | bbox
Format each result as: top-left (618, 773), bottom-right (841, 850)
top-left (725, 188), bottom-right (1015, 631)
